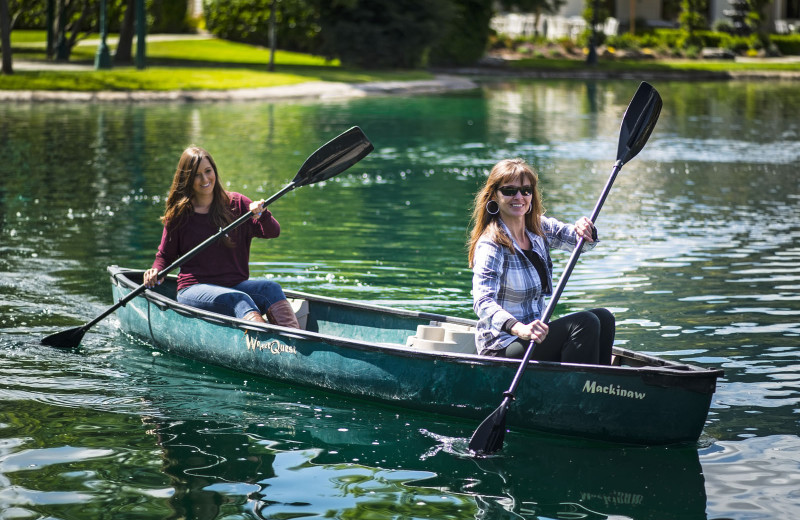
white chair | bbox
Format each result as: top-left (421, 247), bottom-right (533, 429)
top-left (568, 16), bottom-right (587, 39)
top-left (775, 19), bottom-right (789, 34)
top-left (604, 17), bottom-right (619, 36)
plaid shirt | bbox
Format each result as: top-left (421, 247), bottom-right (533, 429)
top-left (472, 217), bottom-right (596, 354)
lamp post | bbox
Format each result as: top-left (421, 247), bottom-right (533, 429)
top-left (55, 0), bottom-right (69, 61)
top-left (46, 0), bottom-right (54, 58)
top-left (94, 0), bottom-right (112, 69)
top-left (135, 0), bottom-right (146, 69)
top-left (586, 0), bottom-right (599, 65)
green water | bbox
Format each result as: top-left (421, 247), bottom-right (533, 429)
top-left (2, 79), bottom-right (800, 519)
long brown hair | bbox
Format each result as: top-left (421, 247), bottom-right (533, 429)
top-left (467, 158), bottom-right (545, 267)
top-left (161, 146), bottom-right (234, 245)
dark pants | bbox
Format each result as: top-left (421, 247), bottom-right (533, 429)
top-left (486, 308), bottom-right (615, 365)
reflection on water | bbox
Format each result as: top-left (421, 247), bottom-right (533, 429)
top-left (2, 80), bottom-right (800, 519)
top-left (1, 335), bottom-right (710, 519)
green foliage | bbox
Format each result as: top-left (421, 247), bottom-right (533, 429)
top-left (149, 0), bottom-right (190, 33)
top-left (582, 0), bottom-right (610, 33)
top-left (599, 27), bottom-right (796, 56)
top-left (718, 33), bottom-right (748, 52)
top-left (1, 34), bottom-right (434, 90)
top-left (203, 0), bottom-right (272, 46)
top-left (428, 0), bottom-right (493, 66)
top-left (771, 34), bottom-right (800, 55)
top-left (9, 0), bottom-right (47, 29)
top-left (317, 0), bottom-right (449, 69)
top-left (679, 0), bottom-right (707, 45)
top-left (203, 0), bottom-right (322, 53)
top-left (653, 28), bottom-right (684, 48)
top-left (637, 32), bottom-right (665, 49)
top-left (606, 33), bottom-right (640, 50)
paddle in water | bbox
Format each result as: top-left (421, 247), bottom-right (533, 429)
top-left (41, 126), bottom-right (374, 350)
top-left (469, 82), bottom-right (663, 455)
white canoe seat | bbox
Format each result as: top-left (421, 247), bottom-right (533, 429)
top-left (406, 322), bottom-right (476, 354)
top-left (287, 298), bottom-right (309, 329)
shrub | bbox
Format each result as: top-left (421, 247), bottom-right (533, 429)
top-left (770, 34), bottom-right (800, 55)
top-left (697, 30), bottom-right (723, 47)
top-left (318, 0), bottom-right (448, 69)
top-left (429, 0), bottom-right (494, 67)
top-left (204, 0), bottom-right (322, 53)
top-left (149, 0), bottom-right (189, 33)
top-left (654, 28), bottom-right (684, 48)
top-left (719, 33), bottom-right (750, 53)
top-left (606, 32), bottom-right (640, 50)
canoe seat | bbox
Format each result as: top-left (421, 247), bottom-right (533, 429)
top-left (405, 321), bottom-right (476, 354)
top-left (287, 298), bottom-right (309, 329)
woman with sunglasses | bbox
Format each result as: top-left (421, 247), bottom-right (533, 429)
top-left (143, 145), bottom-right (299, 329)
top-left (467, 158), bottom-right (613, 364)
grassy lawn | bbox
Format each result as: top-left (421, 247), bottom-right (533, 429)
top-left (509, 56), bottom-right (800, 73)
top-left (2, 31), bottom-right (433, 91)
top-left (3, 30), bottom-right (798, 91)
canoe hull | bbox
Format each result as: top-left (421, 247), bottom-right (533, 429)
top-left (109, 266), bottom-right (722, 445)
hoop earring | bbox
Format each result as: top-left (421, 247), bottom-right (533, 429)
top-left (486, 200), bottom-right (499, 215)
top-left (526, 204), bottom-right (532, 214)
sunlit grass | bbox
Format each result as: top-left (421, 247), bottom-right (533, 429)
top-left (3, 30), bottom-right (432, 91)
top-left (5, 29), bottom-right (798, 92)
top-left (508, 56), bottom-right (800, 72)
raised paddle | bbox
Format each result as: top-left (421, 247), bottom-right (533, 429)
top-left (469, 82), bottom-right (663, 455)
top-left (42, 126), bottom-right (374, 349)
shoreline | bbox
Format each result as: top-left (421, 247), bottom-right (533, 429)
top-left (0, 74), bottom-right (479, 103)
top-left (2, 64), bottom-right (799, 104)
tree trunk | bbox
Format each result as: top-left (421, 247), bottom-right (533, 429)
top-left (268, 0), bottom-right (276, 71)
top-left (115, 0), bottom-right (135, 64)
top-left (0, 0), bottom-right (12, 74)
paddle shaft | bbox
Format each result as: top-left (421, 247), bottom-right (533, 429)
top-left (83, 182), bottom-right (297, 332)
top-left (469, 83), bottom-right (662, 454)
top-left (502, 159), bottom-right (623, 398)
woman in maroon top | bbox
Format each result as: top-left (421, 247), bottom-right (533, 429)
top-left (143, 146), bottom-right (299, 329)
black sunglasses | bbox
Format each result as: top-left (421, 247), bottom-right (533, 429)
top-left (497, 185), bottom-right (533, 197)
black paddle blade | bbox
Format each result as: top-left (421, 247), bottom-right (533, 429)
top-left (40, 325), bottom-right (87, 349)
top-left (469, 399), bottom-right (510, 455)
top-left (616, 82), bottom-right (662, 166)
top-left (293, 126), bottom-right (374, 187)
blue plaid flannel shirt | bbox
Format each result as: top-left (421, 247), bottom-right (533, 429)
top-left (472, 217), bottom-right (596, 354)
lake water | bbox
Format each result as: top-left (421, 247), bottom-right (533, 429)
top-left (1, 79), bottom-right (799, 519)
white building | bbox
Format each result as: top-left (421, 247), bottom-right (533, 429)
top-left (492, 0), bottom-right (799, 39)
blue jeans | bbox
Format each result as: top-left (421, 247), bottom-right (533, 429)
top-left (177, 280), bottom-right (287, 319)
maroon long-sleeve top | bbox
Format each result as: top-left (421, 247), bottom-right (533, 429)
top-left (151, 192), bottom-right (280, 291)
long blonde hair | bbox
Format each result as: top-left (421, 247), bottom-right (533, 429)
top-left (467, 158), bottom-right (544, 267)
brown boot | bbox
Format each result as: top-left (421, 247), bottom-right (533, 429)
top-left (242, 310), bottom-right (267, 335)
top-left (266, 299), bottom-right (300, 329)
top-left (243, 311), bottom-right (268, 323)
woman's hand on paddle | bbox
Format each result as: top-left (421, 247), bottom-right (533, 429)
top-left (511, 320), bottom-right (549, 344)
top-left (143, 268), bottom-right (163, 288)
top-left (575, 216), bottom-right (596, 243)
top-left (250, 199), bottom-right (266, 219)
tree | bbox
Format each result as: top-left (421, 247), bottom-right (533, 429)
top-left (114, 0), bottom-right (135, 64)
top-left (429, 0), bottom-right (494, 67)
top-left (317, 0), bottom-right (448, 69)
top-left (679, 0), bottom-right (707, 46)
top-left (52, 0), bottom-right (94, 61)
top-left (1, 0), bottom-right (12, 74)
top-left (204, 0), bottom-right (322, 54)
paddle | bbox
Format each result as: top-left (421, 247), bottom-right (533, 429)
top-left (469, 82), bottom-right (662, 455)
top-left (41, 126), bottom-right (374, 349)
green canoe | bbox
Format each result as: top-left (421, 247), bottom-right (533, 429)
top-left (108, 266), bottom-right (723, 445)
